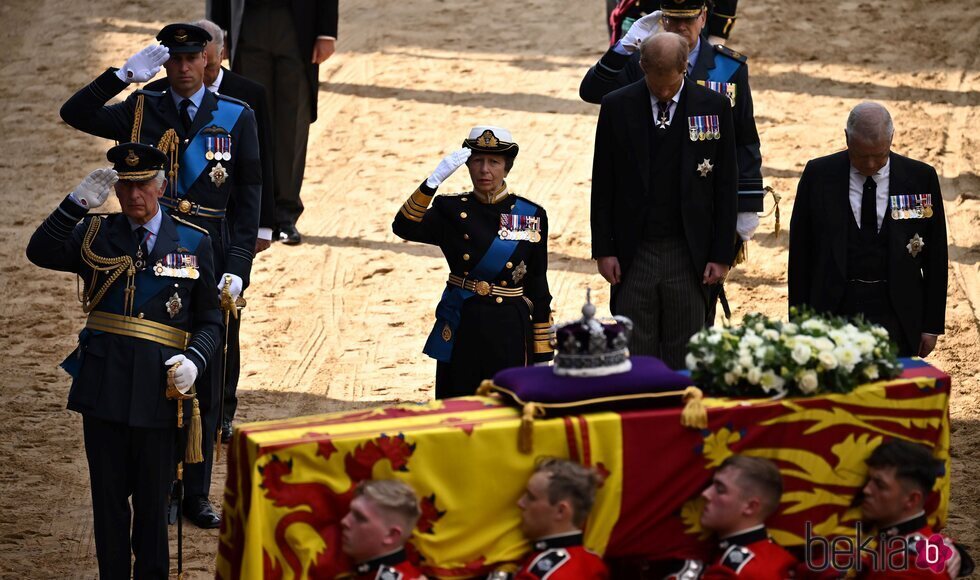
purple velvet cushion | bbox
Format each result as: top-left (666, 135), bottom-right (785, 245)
top-left (492, 356), bottom-right (692, 405)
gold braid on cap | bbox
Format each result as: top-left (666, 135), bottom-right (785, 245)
top-left (157, 129), bottom-right (180, 199)
top-left (78, 217), bottom-right (136, 316)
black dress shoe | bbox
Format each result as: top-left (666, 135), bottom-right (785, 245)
top-left (183, 495), bottom-right (221, 529)
top-left (221, 420), bottom-right (233, 443)
top-left (278, 224), bottom-right (301, 245)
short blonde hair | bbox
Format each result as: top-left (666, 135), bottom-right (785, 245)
top-left (355, 480), bottom-right (421, 532)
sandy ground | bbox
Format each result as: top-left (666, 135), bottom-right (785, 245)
top-left (0, 0), bottom-right (977, 577)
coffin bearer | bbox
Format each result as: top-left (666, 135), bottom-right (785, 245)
top-left (60, 22), bottom-right (262, 528)
top-left (788, 103), bottom-right (948, 357)
top-left (392, 126), bottom-right (554, 398)
top-left (25, 143), bottom-right (222, 577)
top-left (340, 480), bottom-right (427, 579)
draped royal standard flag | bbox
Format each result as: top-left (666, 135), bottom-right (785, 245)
top-left (217, 360), bottom-right (950, 577)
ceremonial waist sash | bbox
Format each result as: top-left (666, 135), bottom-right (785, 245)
top-left (86, 311), bottom-right (190, 350)
top-left (447, 274), bottom-right (524, 298)
top-left (423, 198), bottom-right (535, 362)
top-left (160, 197), bottom-right (226, 219)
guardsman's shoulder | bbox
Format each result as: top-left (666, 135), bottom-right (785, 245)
top-left (215, 92), bottom-right (251, 109)
top-left (525, 548), bottom-right (572, 578)
top-left (719, 544), bottom-right (756, 574)
top-left (170, 215), bottom-right (210, 236)
top-left (714, 44), bottom-right (748, 63)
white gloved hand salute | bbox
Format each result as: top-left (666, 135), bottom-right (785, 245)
top-left (115, 44), bottom-right (170, 83)
top-left (425, 147), bottom-right (472, 189)
top-left (164, 354), bottom-right (198, 394)
top-left (70, 167), bottom-right (118, 209)
top-left (620, 11), bottom-right (663, 54)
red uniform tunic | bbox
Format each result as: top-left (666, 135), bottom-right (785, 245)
top-left (701, 526), bottom-right (799, 579)
top-left (855, 515), bottom-right (951, 580)
top-left (352, 548), bottom-right (426, 580)
top-left (514, 532), bottom-right (609, 579)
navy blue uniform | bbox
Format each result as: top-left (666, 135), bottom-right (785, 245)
top-left (26, 197), bottom-right (221, 577)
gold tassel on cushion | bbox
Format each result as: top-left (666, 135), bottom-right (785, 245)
top-left (476, 380), bottom-right (496, 397)
top-left (680, 386), bottom-right (708, 429)
top-left (185, 398), bottom-right (204, 464)
top-left (519, 403), bottom-right (544, 454)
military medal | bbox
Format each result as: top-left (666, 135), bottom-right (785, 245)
top-left (697, 158), bottom-right (714, 177)
top-left (205, 137), bottom-right (214, 161)
top-left (688, 117), bottom-right (698, 141)
top-left (210, 162), bottom-right (228, 186)
top-left (498, 214), bottom-right (541, 242)
top-left (529, 230), bottom-right (541, 243)
top-left (922, 194), bottom-right (933, 217)
top-left (154, 254), bottom-right (200, 279)
top-left (890, 196), bottom-right (899, 220)
top-left (906, 233), bottom-right (924, 257)
top-left (165, 292), bottom-right (182, 319)
top-left (697, 80), bottom-right (737, 107)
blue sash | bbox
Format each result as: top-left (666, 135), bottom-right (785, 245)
top-left (423, 198), bottom-right (535, 362)
top-left (707, 53), bottom-right (741, 83)
top-left (177, 99), bottom-right (245, 196)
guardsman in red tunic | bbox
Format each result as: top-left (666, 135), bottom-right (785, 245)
top-left (341, 480), bottom-right (427, 580)
top-left (696, 455), bottom-right (798, 579)
top-left (504, 458), bottom-right (609, 579)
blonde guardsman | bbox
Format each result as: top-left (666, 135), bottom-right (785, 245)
top-left (26, 143), bottom-right (221, 577)
top-left (393, 126), bottom-right (554, 398)
top-left (60, 22), bottom-right (261, 528)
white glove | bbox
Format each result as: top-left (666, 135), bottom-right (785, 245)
top-left (164, 354), bottom-right (198, 394)
top-left (620, 11), bottom-right (663, 54)
top-left (736, 212), bottom-right (760, 241)
top-left (70, 168), bottom-right (118, 209)
top-left (425, 148), bottom-right (472, 189)
top-left (218, 272), bottom-right (243, 302)
top-left (115, 44), bottom-right (170, 83)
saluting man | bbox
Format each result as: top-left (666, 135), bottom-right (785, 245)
top-left (60, 22), bottom-right (262, 527)
top-left (392, 126), bottom-right (554, 398)
top-left (26, 143), bottom-right (222, 577)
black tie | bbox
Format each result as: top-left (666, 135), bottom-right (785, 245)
top-left (861, 175), bottom-right (878, 235)
top-left (178, 99), bottom-right (192, 133)
top-left (135, 226), bottom-right (149, 269)
top-left (656, 101), bottom-right (670, 129)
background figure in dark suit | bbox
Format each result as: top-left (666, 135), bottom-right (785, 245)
top-left (591, 32), bottom-right (736, 370)
top-left (146, 18), bottom-right (274, 441)
top-left (26, 144), bottom-right (221, 577)
top-left (60, 23), bottom-right (262, 528)
top-left (789, 102), bottom-right (948, 358)
top-left (208, 0), bottom-right (339, 245)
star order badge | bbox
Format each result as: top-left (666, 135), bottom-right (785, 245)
top-left (512, 260), bottom-right (527, 284)
top-left (165, 292), bottom-right (182, 319)
top-left (209, 162), bottom-right (228, 187)
top-left (907, 233), bottom-right (925, 257)
top-left (697, 158), bottom-right (714, 177)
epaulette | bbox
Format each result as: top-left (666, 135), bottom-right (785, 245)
top-left (170, 214), bottom-right (210, 235)
top-left (135, 88), bottom-right (166, 97)
top-left (215, 92), bottom-right (252, 110)
top-left (714, 44), bottom-right (748, 63)
top-left (526, 548), bottom-right (571, 578)
top-left (374, 566), bottom-right (404, 580)
top-left (720, 544), bottom-right (755, 574)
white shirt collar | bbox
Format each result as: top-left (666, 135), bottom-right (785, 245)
top-left (850, 156), bottom-right (891, 182)
top-left (129, 206), bottom-right (162, 237)
top-left (208, 67), bottom-right (224, 93)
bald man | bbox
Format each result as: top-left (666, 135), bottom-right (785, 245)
top-left (789, 102), bottom-right (948, 357)
top-left (591, 32), bottom-right (737, 370)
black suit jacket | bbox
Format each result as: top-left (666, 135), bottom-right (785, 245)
top-left (208, 0), bottom-right (339, 123)
top-left (591, 79), bottom-right (737, 277)
top-left (788, 151), bottom-right (948, 348)
top-left (147, 68), bottom-right (276, 230)
top-left (27, 197), bottom-right (222, 428)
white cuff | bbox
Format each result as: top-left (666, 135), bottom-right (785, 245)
top-left (68, 193), bottom-right (87, 208)
top-left (257, 227), bottom-right (273, 241)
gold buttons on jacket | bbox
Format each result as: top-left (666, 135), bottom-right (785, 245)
top-left (461, 197), bottom-right (468, 202)
top-left (463, 234), bottom-right (470, 240)
top-left (463, 253), bottom-right (471, 261)
top-left (460, 212), bottom-right (468, 219)
top-left (500, 281), bottom-right (508, 287)
top-left (496, 297), bottom-right (503, 304)
top-left (506, 262), bottom-right (513, 269)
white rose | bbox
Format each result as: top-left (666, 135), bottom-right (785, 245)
top-left (760, 370), bottom-right (786, 394)
top-left (754, 346), bottom-right (769, 361)
top-left (813, 337), bottom-right (835, 353)
top-left (864, 364), bottom-right (879, 380)
top-left (685, 352), bottom-right (698, 370)
top-left (747, 367), bottom-right (762, 385)
top-left (739, 354), bottom-right (753, 368)
top-left (834, 345), bottom-right (861, 373)
top-left (798, 370), bottom-right (819, 394)
top-left (818, 351), bottom-right (838, 370)
top-left (762, 329), bottom-right (780, 341)
top-left (707, 333), bottom-right (722, 345)
top-left (792, 343), bottom-right (812, 365)
top-left (782, 323), bottom-right (799, 335)
top-left (801, 319), bottom-right (827, 332)
top-left (744, 335), bottom-right (764, 348)
top-left (703, 352), bottom-right (716, 364)
top-left (754, 322), bottom-right (765, 333)
top-left (724, 372), bottom-right (738, 385)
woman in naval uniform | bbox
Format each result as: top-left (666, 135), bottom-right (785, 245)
top-left (393, 126), bottom-right (554, 398)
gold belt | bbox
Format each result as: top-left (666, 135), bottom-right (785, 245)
top-left (447, 274), bottom-right (523, 297)
top-left (86, 311), bottom-right (191, 350)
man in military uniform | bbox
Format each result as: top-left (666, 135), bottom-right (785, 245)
top-left (607, 0), bottom-right (739, 46)
top-left (26, 143), bottom-right (222, 577)
top-left (583, 0), bottom-right (764, 325)
top-left (340, 480), bottom-right (427, 580)
top-left (500, 458), bottom-right (609, 579)
top-left (392, 126), bottom-right (553, 398)
top-left (60, 22), bottom-right (261, 528)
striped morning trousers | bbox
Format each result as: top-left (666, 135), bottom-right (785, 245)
top-left (615, 238), bottom-right (707, 370)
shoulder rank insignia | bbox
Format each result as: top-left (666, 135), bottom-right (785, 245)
top-left (714, 44), bottom-right (748, 63)
top-left (696, 80), bottom-right (736, 107)
top-left (527, 548), bottom-right (570, 578)
top-left (720, 545), bottom-right (754, 573)
top-left (688, 115), bottom-right (721, 141)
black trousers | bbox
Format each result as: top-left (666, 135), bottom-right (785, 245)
top-left (183, 328), bottom-right (223, 499)
top-left (841, 281), bottom-right (914, 357)
top-left (235, 2), bottom-right (312, 228)
top-left (82, 415), bottom-right (174, 579)
top-left (223, 308), bottom-right (242, 424)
